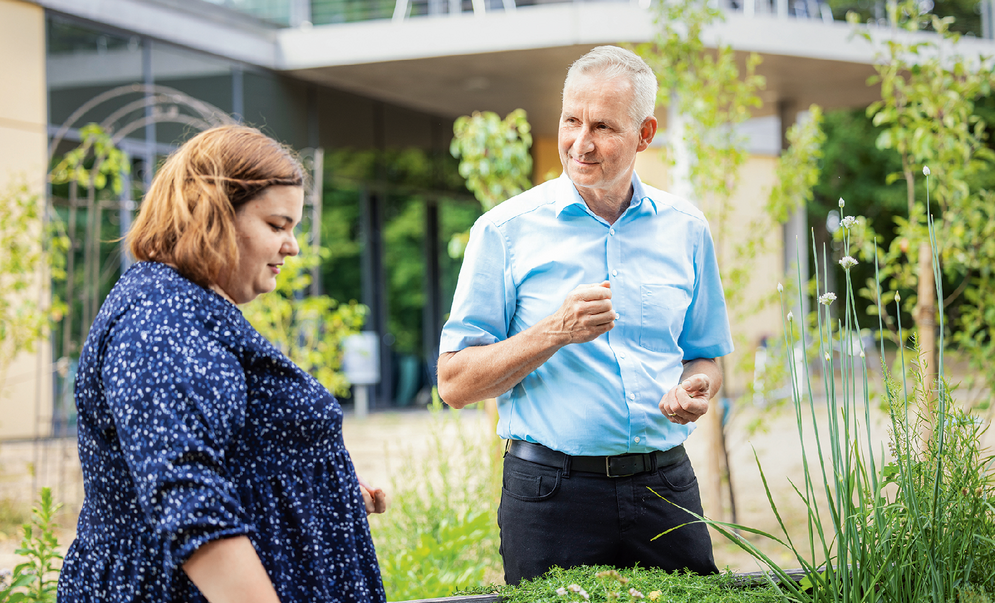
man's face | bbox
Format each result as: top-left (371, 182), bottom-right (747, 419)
top-left (558, 73), bottom-right (654, 202)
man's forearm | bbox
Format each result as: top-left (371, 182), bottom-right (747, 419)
top-left (437, 317), bottom-right (568, 409)
top-left (439, 281), bottom-right (616, 408)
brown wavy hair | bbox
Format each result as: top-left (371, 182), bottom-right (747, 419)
top-left (128, 125), bottom-right (305, 289)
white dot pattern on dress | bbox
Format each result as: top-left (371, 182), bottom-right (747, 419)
top-left (57, 262), bottom-right (386, 603)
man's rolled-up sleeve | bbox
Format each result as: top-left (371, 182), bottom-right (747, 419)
top-left (440, 216), bottom-right (516, 353)
top-left (102, 307), bottom-right (252, 585)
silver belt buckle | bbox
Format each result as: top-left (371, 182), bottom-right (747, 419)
top-left (605, 456), bottom-right (635, 478)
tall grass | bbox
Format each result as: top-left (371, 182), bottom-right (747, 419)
top-left (680, 194), bottom-right (995, 602)
top-left (368, 392), bottom-right (502, 601)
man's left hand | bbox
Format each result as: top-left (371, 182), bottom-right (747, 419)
top-left (659, 374), bottom-right (711, 425)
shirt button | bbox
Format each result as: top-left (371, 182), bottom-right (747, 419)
top-left (619, 352), bottom-right (626, 359)
top-left (634, 437), bottom-right (640, 443)
top-left (615, 313), bottom-right (620, 320)
top-left (628, 393), bottom-right (635, 401)
top-left (612, 269), bottom-right (618, 276)
top-left (609, 228), bottom-right (615, 236)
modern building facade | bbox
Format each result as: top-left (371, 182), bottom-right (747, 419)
top-left (3, 0), bottom-right (995, 440)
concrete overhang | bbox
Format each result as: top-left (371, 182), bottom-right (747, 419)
top-left (30, 0), bottom-right (281, 68)
top-left (277, 2), bottom-right (886, 136)
top-left (31, 0), bottom-right (995, 138)
top-left (278, 2), bottom-right (995, 136)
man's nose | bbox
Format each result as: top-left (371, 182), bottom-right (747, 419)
top-left (572, 128), bottom-right (594, 154)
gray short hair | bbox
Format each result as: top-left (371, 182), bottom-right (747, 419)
top-left (563, 45), bottom-right (658, 129)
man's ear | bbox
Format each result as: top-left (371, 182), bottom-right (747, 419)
top-left (637, 116), bottom-right (658, 152)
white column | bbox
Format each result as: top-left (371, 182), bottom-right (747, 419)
top-left (392, 0), bottom-right (410, 22)
top-left (983, 0), bottom-right (994, 39)
top-left (780, 103), bottom-right (810, 326)
top-left (667, 91), bottom-right (695, 203)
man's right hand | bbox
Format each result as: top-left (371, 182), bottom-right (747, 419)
top-left (438, 281), bottom-right (614, 408)
top-left (546, 281), bottom-right (615, 344)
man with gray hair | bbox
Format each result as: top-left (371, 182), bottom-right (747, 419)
top-left (438, 45), bottom-right (733, 583)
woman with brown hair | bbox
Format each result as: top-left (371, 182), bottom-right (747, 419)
top-left (58, 124), bottom-right (387, 603)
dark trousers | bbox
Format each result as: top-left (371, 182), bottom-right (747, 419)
top-left (498, 449), bottom-right (719, 585)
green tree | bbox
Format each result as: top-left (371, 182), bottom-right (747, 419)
top-left (0, 179), bottom-right (68, 398)
top-left (448, 109), bottom-right (533, 258)
top-left (826, 0), bottom-right (985, 36)
top-left (635, 0), bottom-right (768, 520)
top-left (48, 123), bottom-right (130, 362)
top-left (635, 0), bottom-right (764, 219)
top-left (383, 196), bottom-right (426, 357)
top-left (242, 235), bottom-right (367, 397)
top-left (851, 0), bottom-right (995, 414)
top-left (808, 108), bottom-right (907, 333)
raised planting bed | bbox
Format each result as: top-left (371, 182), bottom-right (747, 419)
top-left (394, 567), bottom-right (818, 603)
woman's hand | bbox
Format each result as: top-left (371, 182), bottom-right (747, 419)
top-left (357, 475), bottom-right (388, 515)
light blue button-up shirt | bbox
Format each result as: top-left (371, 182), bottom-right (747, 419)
top-left (439, 173), bottom-right (734, 456)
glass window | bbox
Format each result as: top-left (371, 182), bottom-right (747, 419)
top-left (149, 43), bottom-right (235, 147)
top-left (46, 17), bottom-right (144, 144)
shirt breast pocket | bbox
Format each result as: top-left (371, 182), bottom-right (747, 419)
top-left (639, 283), bottom-right (692, 352)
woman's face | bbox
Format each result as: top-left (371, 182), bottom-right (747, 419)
top-left (214, 185), bottom-right (304, 305)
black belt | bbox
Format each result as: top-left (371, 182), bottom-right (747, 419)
top-left (505, 439), bottom-right (686, 478)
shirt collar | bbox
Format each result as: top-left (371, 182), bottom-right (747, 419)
top-left (553, 172), bottom-right (660, 218)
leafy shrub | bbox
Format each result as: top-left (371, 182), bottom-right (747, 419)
top-left (369, 392), bottom-right (502, 600)
top-left (242, 236), bottom-right (366, 397)
top-left (0, 487), bottom-right (63, 603)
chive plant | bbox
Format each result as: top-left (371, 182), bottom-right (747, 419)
top-left (656, 172), bottom-right (995, 603)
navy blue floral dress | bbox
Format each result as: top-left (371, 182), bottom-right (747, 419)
top-left (58, 262), bottom-right (386, 603)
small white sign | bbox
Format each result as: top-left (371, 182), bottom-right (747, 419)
top-left (342, 332), bottom-right (380, 385)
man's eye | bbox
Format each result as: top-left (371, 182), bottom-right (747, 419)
top-left (270, 223), bottom-right (284, 232)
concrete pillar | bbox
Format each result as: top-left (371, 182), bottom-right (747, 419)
top-left (779, 101), bottom-right (811, 338)
top-left (983, 0), bottom-right (994, 39)
top-left (0, 0), bottom-right (53, 439)
top-left (667, 92), bottom-right (694, 203)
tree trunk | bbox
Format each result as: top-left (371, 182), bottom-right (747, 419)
top-left (699, 395), bottom-right (726, 522)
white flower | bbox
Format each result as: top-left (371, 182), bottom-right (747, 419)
top-left (895, 292), bottom-right (901, 303)
top-left (839, 256), bottom-right (858, 270)
top-left (787, 311), bottom-right (794, 322)
top-left (842, 216), bottom-right (858, 229)
top-left (818, 292), bottom-right (837, 305)
top-left (568, 585), bottom-right (589, 599)
top-left (839, 197), bottom-right (845, 208)
top-left (825, 352), bottom-right (831, 362)
top-left (777, 282), bottom-right (784, 293)
top-left (630, 588), bottom-right (645, 599)
top-left (556, 588), bottom-right (568, 597)
top-left (923, 165), bottom-right (931, 176)
top-left (860, 350), bottom-right (866, 358)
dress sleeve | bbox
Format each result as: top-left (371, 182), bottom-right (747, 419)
top-left (101, 298), bottom-right (252, 583)
top-left (679, 220), bottom-right (735, 360)
top-left (439, 216), bottom-right (516, 353)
